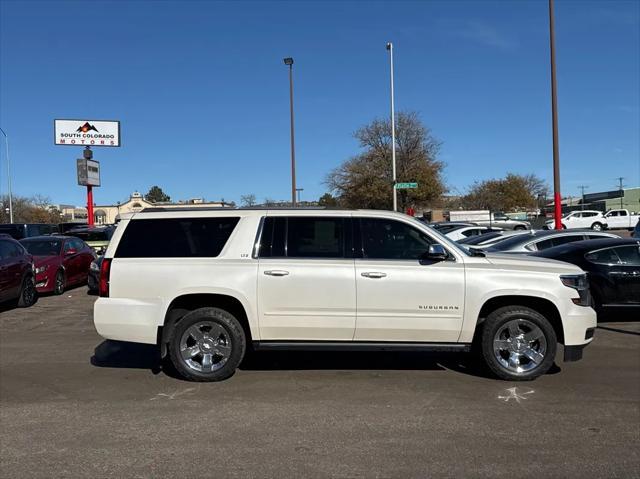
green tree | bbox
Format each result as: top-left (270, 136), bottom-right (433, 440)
top-left (145, 186), bottom-right (171, 203)
top-left (0, 195), bottom-right (62, 223)
top-left (318, 193), bottom-right (338, 207)
top-left (461, 173), bottom-right (548, 211)
top-left (326, 111), bottom-right (446, 211)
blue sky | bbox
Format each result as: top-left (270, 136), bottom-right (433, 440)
top-left (1, 0), bottom-right (638, 207)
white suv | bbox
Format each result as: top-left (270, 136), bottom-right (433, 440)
top-left (545, 210), bottom-right (608, 231)
top-left (94, 209), bottom-right (596, 382)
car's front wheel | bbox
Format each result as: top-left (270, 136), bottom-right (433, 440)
top-left (480, 306), bottom-right (557, 381)
top-left (53, 270), bottom-right (65, 295)
top-left (17, 275), bottom-right (37, 307)
top-left (168, 307), bottom-right (246, 381)
top-left (591, 222), bottom-right (603, 231)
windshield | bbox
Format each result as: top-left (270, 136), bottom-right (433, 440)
top-left (458, 232), bottom-right (502, 245)
top-left (21, 239), bottom-right (62, 256)
top-left (407, 217), bottom-right (471, 257)
top-left (485, 233), bottom-right (537, 252)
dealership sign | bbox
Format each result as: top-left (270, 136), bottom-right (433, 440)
top-left (77, 159), bottom-right (101, 186)
top-left (55, 119), bottom-right (120, 147)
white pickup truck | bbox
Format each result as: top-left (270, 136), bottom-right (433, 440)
top-left (603, 209), bottom-right (640, 230)
top-left (94, 208), bottom-right (596, 382)
top-left (545, 210), bottom-right (608, 231)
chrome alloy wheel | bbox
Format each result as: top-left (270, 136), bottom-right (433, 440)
top-left (493, 319), bottom-right (547, 374)
top-left (179, 321), bottom-right (232, 373)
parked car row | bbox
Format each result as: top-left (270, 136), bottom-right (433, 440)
top-left (442, 221), bottom-right (639, 314)
top-left (543, 209), bottom-right (639, 231)
top-left (0, 232), bottom-right (105, 309)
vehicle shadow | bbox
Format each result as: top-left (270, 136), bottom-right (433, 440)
top-left (90, 341), bottom-right (562, 380)
top-left (0, 295), bottom-right (39, 313)
top-left (597, 309), bottom-right (639, 323)
top-left (91, 340), bottom-right (164, 375)
top-left (240, 350), bottom-right (562, 379)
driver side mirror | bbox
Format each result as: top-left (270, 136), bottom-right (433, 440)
top-left (423, 244), bottom-right (448, 261)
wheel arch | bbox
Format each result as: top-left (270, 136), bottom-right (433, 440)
top-left (475, 295), bottom-right (564, 344)
top-left (160, 293), bottom-right (253, 357)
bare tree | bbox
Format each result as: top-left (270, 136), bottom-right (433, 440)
top-left (240, 194), bottom-right (257, 207)
top-left (326, 111), bottom-right (446, 211)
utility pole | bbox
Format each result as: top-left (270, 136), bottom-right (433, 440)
top-left (386, 42), bottom-right (397, 212)
top-left (548, 0), bottom-right (562, 230)
top-left (283, 57), bottom-right (297, 207)
top-left (578, 185), bottom-right (588, 210)
top-left (0, 128), bottom-right (13, 223)
top-left (616, 177), bottom-right (625, 208)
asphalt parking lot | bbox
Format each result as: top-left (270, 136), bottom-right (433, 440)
top-left (0, 290), bottom-right (638, 478)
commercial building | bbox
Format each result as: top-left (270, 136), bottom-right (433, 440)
top-left (60, 192), bottom-right (229, 225)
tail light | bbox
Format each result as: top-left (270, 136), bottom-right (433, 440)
top-left (99, 258), bottom-right (112, 297)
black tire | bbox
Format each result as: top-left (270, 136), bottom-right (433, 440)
top-left (53, 270), bottom-right (65, 295)
top-left (17, 275), bottom-right (37, 308)
top-left (168, 307), bottom-right (246, 382)
top-left (514, 225), bottom-right (526, 231)
top-left (480, 306), bottom-right (557, 381)
top-left (591, 222), bottom-right (603, 231)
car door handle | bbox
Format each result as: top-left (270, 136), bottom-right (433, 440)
top-left (361, 272), bottom-right (387, 279)
top-left (264, 270), bottom-right (290, 277)
top-left (609, 271), bottom-right (629, 277)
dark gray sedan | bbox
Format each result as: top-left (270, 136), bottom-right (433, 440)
top-left (483, 230), bottom-right (620, 253)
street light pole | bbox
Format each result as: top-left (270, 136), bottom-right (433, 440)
top-left (386, 42), bottom-right (397, 212)
top-left (548, 0), bottom-right (562, 230)
top-left (283, 57), bottom-right (297, 207)
top-left (578, 185), bottom-right (588, 210)
top-left (0, 128), bottom-right (13, 223)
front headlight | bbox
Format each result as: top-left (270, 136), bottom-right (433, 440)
top-left (560, 274), bottom-right (590, 306)
top-left (35, 265), bottom-right (49, 274)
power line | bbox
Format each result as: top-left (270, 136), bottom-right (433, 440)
top-left (578, 185), bottom-right (588, 210)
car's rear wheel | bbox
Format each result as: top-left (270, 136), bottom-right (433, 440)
top-left (480, 306), bottom-right (557, 381)
top-left (168, 307), bottom-right (246, 382)
top-left (17, 276), bottom-right (37, 307)
top-left (591, 222), bottom-right (603, 231)
top-left (53, 270), bottom-right (65, 295)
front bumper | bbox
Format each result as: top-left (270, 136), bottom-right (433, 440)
top-left (34, 272), bottom-right (55, 292)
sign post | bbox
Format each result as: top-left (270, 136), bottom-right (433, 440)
top-left (55, 119), bottom-right (119, 226)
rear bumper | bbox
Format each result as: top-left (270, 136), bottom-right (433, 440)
top-left (93, 297), bottom-right (163, 345)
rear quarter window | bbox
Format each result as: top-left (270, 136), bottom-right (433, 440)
top-left (115, 217), bottom-right (240, 258)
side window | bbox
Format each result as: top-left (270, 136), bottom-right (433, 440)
top-left (63, 241), bottom-right (73, 253)
top-left (116, 217), bottom-right (240, 258)
top-left (535, 235), bottom-right (583, 251)
top-left (614, 246), bottom-right (640, 266)
top-left (586, 248), bottom-right (620, 265)
top-left (259, 217), bottom-right (286, 258)
top-left (461, 229), bottom-right (477, 238)
top-left (620, 211), bottom-right (628, 217)
top-left (532, 238), bottom-right (553, 251)
top-left (286, 217), bottom-right (345, 258)
top-left (0, 240), bottom-right (11, 259)
top-left (71, 239), bottom-right (85, 251)
top-left (1, 241), bottom-right (23, 258)
top-left (360, 218), bottom-right (435, 260)
top-left (583, 212), bottom-right (596, 218)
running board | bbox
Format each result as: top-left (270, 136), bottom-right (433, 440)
top-left (253, 341), bottom-right (471, 353)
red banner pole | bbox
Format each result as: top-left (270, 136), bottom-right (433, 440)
top-left (87, 185), bottom-right (94, 226)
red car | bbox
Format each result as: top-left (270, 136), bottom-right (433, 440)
top-left (0, 234), bottom-right (36, 307)
top-left (20, 236), bottom-right (95, 294)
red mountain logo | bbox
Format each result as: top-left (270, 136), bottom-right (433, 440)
top-left (77, 122), bottom-right (98, 133)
